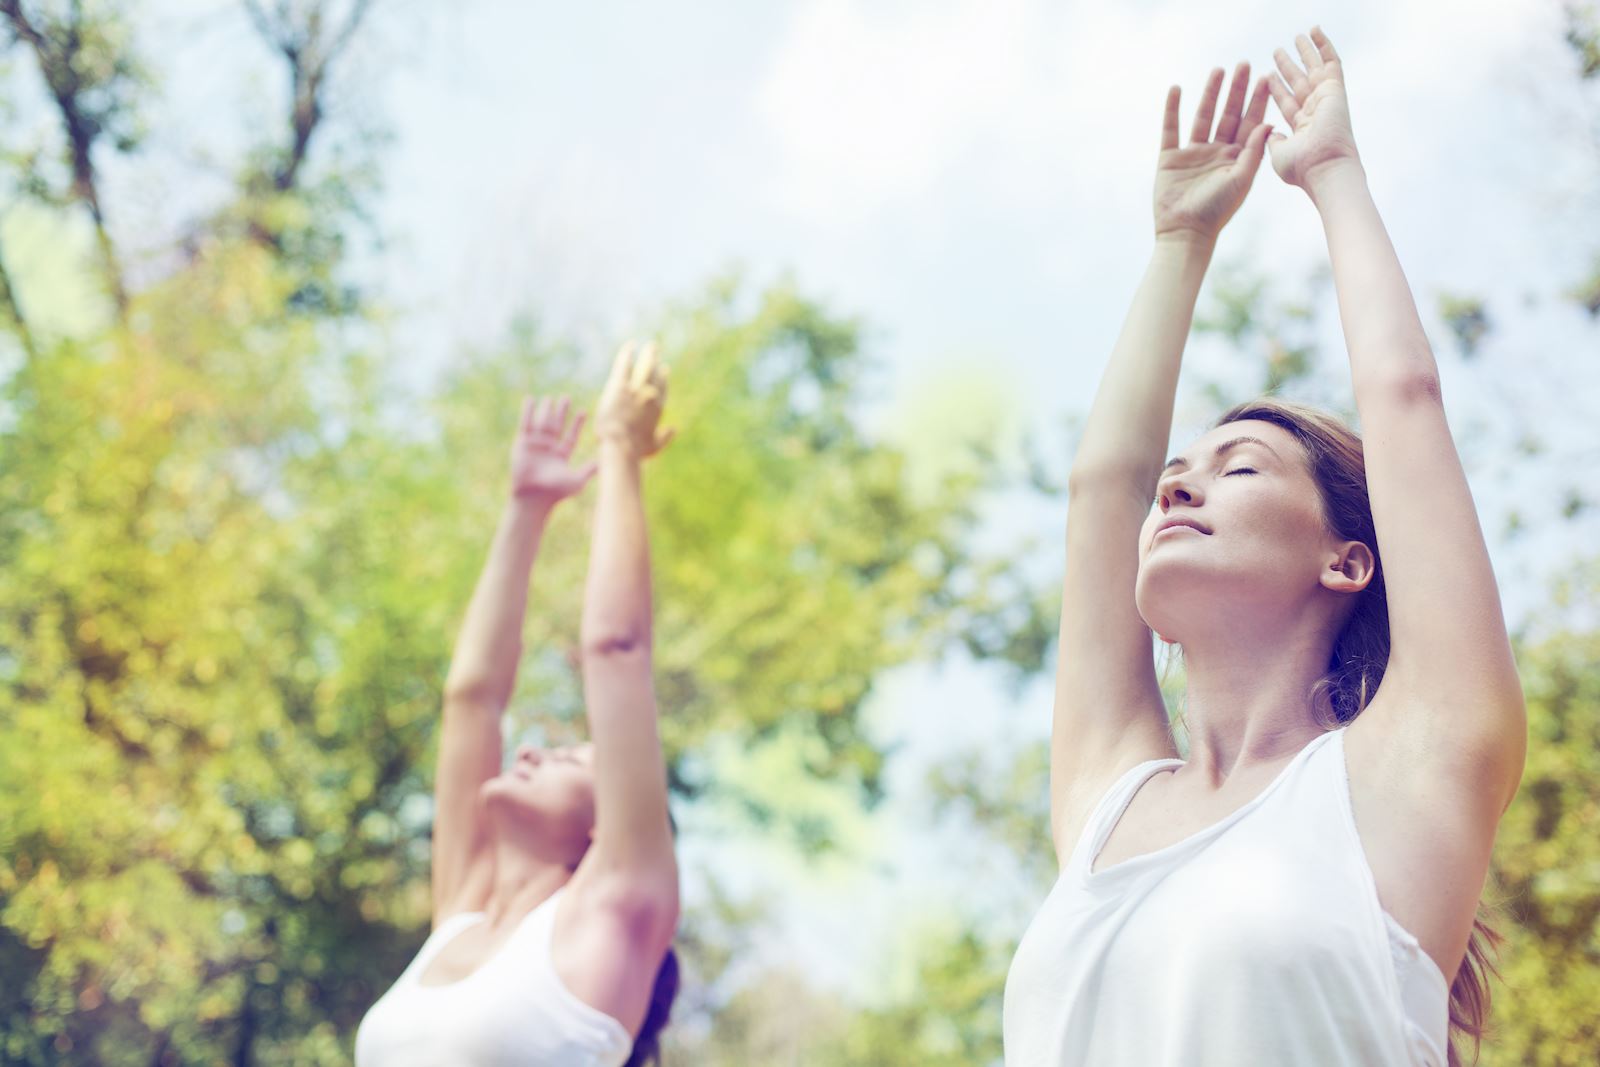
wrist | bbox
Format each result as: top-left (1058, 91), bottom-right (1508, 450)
top-left (506, 491), bottom-right (559, 521)
top-left (597, 433), bottom-right (644, 462)
top-left (1152, 229), bottom-right (1217, 263)
top-left (1304, 157), bottom-right (1367, 206)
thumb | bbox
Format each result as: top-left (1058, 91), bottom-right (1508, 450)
top-left (573, 460), bottom-right (599, 487)
top-left (653, 426), bottom-right (678, 454)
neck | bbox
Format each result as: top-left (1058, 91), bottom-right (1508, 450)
top-left (1175, 601), bottom-right (1336, 785)
top-left (484, 826), bottom-right (574, 928)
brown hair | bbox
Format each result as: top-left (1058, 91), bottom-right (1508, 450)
top-left (1216, 397), bottom-right (1502, 1067)
top-left (622, 947), bottom-right (679, 1067)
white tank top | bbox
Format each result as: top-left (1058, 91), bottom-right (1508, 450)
top-left (1003, 728), bottom-right (1450, 1067)
top-left (355, 888), bottom-right (633, 1067)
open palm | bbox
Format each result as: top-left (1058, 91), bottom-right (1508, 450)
top-left (1266, 28), bottom-right (1360, 189)
top-left (509, 394), bottom-right (596, 503)
top-left (1153, 62), bottom-right (1273, 241)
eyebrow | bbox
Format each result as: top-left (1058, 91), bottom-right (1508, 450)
top-left (1162, 435), bottom-right (1280, 473)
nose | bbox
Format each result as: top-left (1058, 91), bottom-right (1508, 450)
top-left (1155, 470), bottom-right (1203, 512)
top-left (514, 743), bottom-right (541, 765)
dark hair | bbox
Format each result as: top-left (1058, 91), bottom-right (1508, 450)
top-left (1217, 397), bottom-right (1502, 1067)
top-left (623, 947), bottom-right (679, 1067)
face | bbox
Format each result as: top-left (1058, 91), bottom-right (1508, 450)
top-left (1134, 420), bottom-right (1363, 642)
top-left (481, 741), bottom-right (597, 858)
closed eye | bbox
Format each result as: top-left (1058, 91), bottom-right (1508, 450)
top-left (1224, 467), bottom-right (1257, 476)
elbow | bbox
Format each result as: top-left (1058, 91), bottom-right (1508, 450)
top-left (582, 627), bottom-right (649, 659)
top-left (1358, 366), bottom-right (1444, 411)
top-left (442, 677), bottom-right (508, 713)
top-left (580, 629), bottom-right (649, 659)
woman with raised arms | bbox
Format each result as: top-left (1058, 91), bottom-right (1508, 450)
top-left (357, 342), bottom-right (681, 1067)
top-left (1003, 29), bottom-right (1525, 1067)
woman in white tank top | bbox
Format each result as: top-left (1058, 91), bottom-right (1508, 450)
top-left (356, 341), bottom-right (682, 1067)
top-left (1007, 28), bottom-right (1526, 1067)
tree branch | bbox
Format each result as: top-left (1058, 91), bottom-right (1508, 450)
top-left (0, 0), bottom-right (130, 315)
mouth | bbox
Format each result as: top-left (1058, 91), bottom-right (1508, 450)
top-left (1155, 518), bottom-right (1211, 538)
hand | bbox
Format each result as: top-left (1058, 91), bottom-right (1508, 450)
top-left (1266, 27), bottom-right (1361, 191)
top-left (594, 340), bottom-right (676, 460)
top-left (508, 394), bottom-right (597, 503)
top-left (1152, 62), bottom-right (1273, 243)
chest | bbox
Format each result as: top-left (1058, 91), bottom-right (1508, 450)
top-left (1089, 767), bottom-right (1283, 875)
top-left (417, 921), bottom-right (519, 987)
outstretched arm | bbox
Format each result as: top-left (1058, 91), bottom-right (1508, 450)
top-left (1267, 28), bottom-right (1524, 813)
top-left (577, 341), bottom-right (678, 907)
top-left (432, 397), bottom-right (595, 926)
top-left (1051, 64), bottom-right (1273, 864)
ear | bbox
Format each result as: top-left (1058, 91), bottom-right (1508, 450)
top-left (1320, 540), bottom-right (1375, 595)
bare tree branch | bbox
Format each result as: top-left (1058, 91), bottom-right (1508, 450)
top-left (241, 0), bottom-right (377, 195)
top-left (0, 0), bottom-right (130, 315)
top-left (0, 229), bottom-right (41, 362)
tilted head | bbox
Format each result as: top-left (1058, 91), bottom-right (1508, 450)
top-left (1134, 397), bottom-right (1388, 725)
top-left (480, 741), bottom-right (597, 868)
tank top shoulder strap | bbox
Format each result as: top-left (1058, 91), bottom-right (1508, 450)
top-left (1065, 754), bottom-right (1185, 875)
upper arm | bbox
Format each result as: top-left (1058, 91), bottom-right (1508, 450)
top-left (580, 641), bottom-right (677, 886)
top-left (1051, 469), bottom-right (1179, 860)
top-left (430, 695), bottom-right (502, 926)
top-left (1352, 377), bottom-right (1526, 811)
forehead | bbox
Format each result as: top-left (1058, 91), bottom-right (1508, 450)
top-left (1174, 420), bottom-right (1305, 466)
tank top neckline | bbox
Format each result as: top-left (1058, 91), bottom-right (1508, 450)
top-left (411, 885), bottom-right (565, 991)
top-left (1080, 728), bottom-right (1341, 889)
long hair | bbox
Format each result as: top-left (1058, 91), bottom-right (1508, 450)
top-left (1216, 397), bottom-right (1502, 1067)
top-left (623, 947), bottom-right (679, 1067)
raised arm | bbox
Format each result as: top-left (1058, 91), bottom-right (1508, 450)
top-left (432, 396), bottom-right (595, 926)
top-left (1051, 64), bottom-right (1272, 863)
top-left (1266, 28), bottom-right (1524, 815)
top-left (575, 340), bottom-right (678, 911)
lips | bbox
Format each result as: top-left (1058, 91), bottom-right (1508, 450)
top-left (1155, 516), bottom-right (1211, 537)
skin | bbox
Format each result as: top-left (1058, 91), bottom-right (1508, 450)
top-left (423, 342), bottom-right (679, 1037)
top-left (1051, 29), bottom-right (1526, 987)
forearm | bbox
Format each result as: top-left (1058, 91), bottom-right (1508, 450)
top-left (443, 496), bottom-right (553, 708)
top-left (1309, 161), bottom-right (1439, 395)
top-left (581, 439), bottom-right (652, 650)
top-left (1071, 234), bottom-right (1215, 488)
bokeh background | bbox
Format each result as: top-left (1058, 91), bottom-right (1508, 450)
top-left (1, 0), bottom-right (1597, 1064)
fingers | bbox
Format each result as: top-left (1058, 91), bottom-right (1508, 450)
top-left (534, 395), bottom-right (553, 428)
top-left (1272, 47), bottom-right (1310, 99)
top-left (1189, 67), bottom-right (1225, 143)
top-left (562, 409), bottom-right (587, 453)
top-left (1310, 25), bottom-right (1340, 66)
top-left (519, 396), bottom-right (536, 435)
top-left (1266, 72), bottom-right (1299, 125)
top-left (1231, 121), bottom-right (1271, 180)
top-left (1294, 33), bottom-right (1322, 74)
top-left (608, 340), bottom-right (636, 390)
top-left (1161, 85), bottom-right (1181, 151)
top-left (629, 340), bottom-right (659, 390)
top-left (1240, 75), bottom-right (1271, 138)
top-left (1214, 61), bottom-right (1250, 144)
